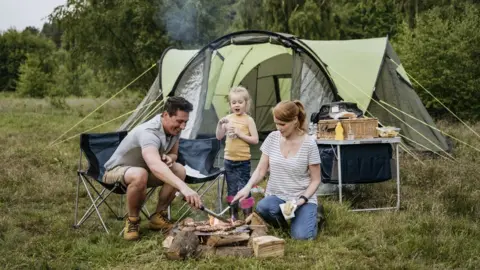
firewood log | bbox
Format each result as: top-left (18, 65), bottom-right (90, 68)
top-left (166, 231), bottom-right (199, 260)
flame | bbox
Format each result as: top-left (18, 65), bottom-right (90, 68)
top-left (208, 215), bottom-right (232, 226)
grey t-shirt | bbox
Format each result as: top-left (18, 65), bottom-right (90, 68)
top-left (105, 115), bottom-right (180, 170)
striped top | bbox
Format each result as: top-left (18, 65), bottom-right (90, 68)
top-left (261, 131), bottom-right (321, 204)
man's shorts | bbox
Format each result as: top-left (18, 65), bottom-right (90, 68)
top-left (102, 166), bottom-right (165, 188)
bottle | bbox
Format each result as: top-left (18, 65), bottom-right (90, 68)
top-left (335, 122), bottom-right (344, 140)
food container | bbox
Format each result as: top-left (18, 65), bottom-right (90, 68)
top-left (317, 118), bottom-right (378, 140)
top-left (376, 127), bottom-right (400, 138)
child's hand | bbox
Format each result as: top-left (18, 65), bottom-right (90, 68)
top-left (218, 117), bottom-right (229, 125)
top-left (232, 187), bottom-right (251, 203)
top-left (227, 125), bottom-right (239, 138)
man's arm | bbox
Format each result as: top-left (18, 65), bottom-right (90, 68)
top-left (142, 146), bottom-right (201, 208)
top-left (166, 140), bottom-right (179, 162)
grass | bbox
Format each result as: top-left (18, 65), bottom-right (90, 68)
top-left (1, 97), bottom-right (480, 269)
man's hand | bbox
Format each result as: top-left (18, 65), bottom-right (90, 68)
top-left (161, 154), bottom-right (173, 167)
top-left (232, 186), bottom-right (251, 204)
top-left (180, 186), bottom-right (202, 209)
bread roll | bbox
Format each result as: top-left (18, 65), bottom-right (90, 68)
top-left (284, 201), bottom-right (294, 216)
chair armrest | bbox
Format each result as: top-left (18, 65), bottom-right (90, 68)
top-left (185, 167), bottom-right (225, 184)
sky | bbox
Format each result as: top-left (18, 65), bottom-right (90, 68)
top-left (0, 0), bottom-right (66, 31)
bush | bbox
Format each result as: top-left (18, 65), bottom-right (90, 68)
top-left (394, 3), bottom-right (480, 120)
top-left (16, 53), bottom-right (53, 98)
top-left (0, 29), bottom-right (56, 91)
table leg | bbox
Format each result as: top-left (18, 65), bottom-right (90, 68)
top-left (337, 145), bottom-right (342, 204)
top-left (396, 143), bottom-right (401, 210)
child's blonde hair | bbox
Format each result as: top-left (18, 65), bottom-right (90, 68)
top-left (228, 86), bottom-right (251, 113)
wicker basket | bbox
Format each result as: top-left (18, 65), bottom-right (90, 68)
top-left (317, 118), bottom-right (379, 140)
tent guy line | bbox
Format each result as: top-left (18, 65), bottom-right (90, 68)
top-left (327, 65), bottom-right (455, 160)
top-left (380, 100), bottom-right (480, 153)
top-left (388, 58), bottom-right (480, 140)
top-left (49, 63), bottom-right (157, 147)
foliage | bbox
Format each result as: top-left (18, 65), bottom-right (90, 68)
top-left (0, 29), bottom-right (56, 91)
top-left (288, 0), bottom-right (339, 39)
top-left (332, 0), bottom-right (401, 39)
top-left (16, 53), bottom-right (54, 98)
top-left (40, 21), bottom-right (63, 48)
top-left (394, 3), bottom-right (480, 120)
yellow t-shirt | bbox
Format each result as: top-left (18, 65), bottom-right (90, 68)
top-left (224, 113), bottom-right (251, 161)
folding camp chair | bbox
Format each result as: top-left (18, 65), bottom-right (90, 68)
top-left (169, 137), bottom-right (226, 221)
top-left (74, 131), bottom-right (157, 233)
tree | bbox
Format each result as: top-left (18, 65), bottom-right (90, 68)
top-left (51, 0), bottom-right (232, 90)
top-left (289, 0), bottom-right (339, 39)
top-left (41, 22), bottom-right (63, 48)
top-left (394, 3), bottom-right (480, 120)
top-left (0, 30), bottom-right (56, 91)
top-left (16, 53), bottom-right (53, 98)
top-left (332, 0), bottom-right (401, 39)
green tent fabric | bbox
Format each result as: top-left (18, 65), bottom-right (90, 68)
top-left (121, 31), bottom-right (448, 153)
top-left (303, 38), bottom-right (387, 111)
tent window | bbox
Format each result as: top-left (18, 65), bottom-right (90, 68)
top-left (274, 75), bottom-right (291, 101)
top-left (273, 76), bottom-right (281, 103)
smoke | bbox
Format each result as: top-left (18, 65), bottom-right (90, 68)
top-left (155, 0), bottom-right (198, 45)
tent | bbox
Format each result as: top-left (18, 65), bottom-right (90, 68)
top-left (121, 30), bottom-right (448, 153)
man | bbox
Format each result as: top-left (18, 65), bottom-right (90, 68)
top-left (103, 96), bottom-right (202, 240)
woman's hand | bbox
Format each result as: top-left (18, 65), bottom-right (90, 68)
top-left (232, 186), bottom-right (251, 203)
top-left (296, 197), bottom-right (307, 207)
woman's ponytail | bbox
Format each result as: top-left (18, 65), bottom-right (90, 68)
top-left (293, 100), bottom-right (307, 132)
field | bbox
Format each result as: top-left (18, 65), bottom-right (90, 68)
top-left (1, 97), bottom-right (480, 269)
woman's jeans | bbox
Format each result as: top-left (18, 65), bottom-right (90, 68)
top-left (224, 159), bottom-right (251, 197)
top-left (256, 195), bottom-right (318, 240)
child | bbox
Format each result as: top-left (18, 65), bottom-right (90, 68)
top-left (216, 86), bottom-right (259, 220)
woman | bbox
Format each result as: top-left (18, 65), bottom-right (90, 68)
top-left (233, 100), bottom-right (321, 240)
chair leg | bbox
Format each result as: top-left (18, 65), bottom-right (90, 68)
top-left (216, 174), bottom-right (224, 213)
top-left (74, 172), bottom-right (81, 228)
top-left (140, 187), bottom-right (157, 218)
top-left (76, 187), bottom-right (109, 226)
top-left (75, 175), bottom-right (125, 233)
top-left (84, 179), bottom-right (123, 219)
top-left (79, 177), bottom-right (111, 233)
top-left (119, 194), bottom-right (124, 220)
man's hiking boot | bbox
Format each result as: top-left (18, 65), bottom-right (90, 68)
top-left (149, 210), bottom-right (174, 231)
top-left (124, 216), bottom-right (140, 241)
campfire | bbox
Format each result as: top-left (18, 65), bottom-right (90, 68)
top-left (163, 212), bottom-right (285, 259)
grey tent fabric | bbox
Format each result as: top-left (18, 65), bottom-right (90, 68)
top-left (120, 76), bottom-right (161, 131)
top-left (368, 43), bottom-right (449, 151)
top-left (174, 53), bottom-right (208, 139)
